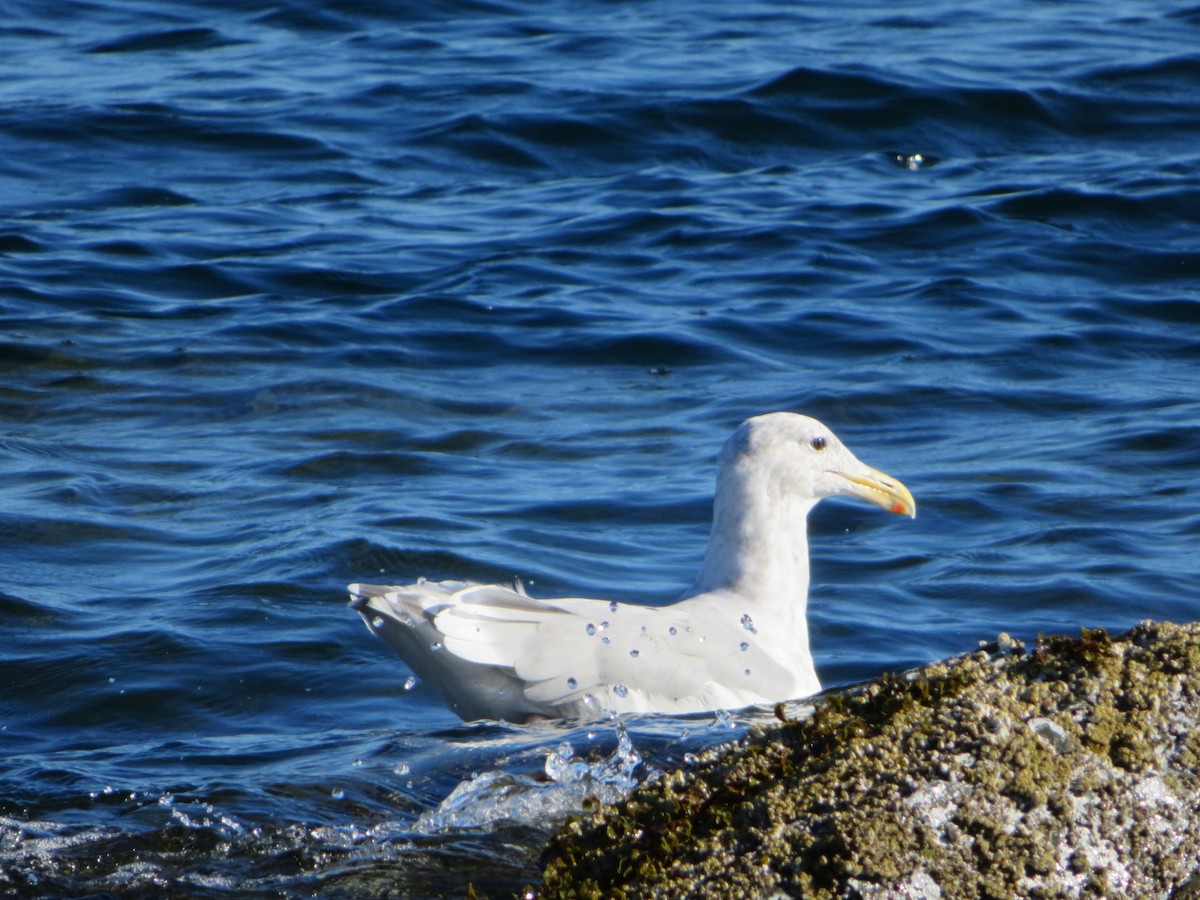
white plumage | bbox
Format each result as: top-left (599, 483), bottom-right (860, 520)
top-left (350, 412), bottom-right (915, 722)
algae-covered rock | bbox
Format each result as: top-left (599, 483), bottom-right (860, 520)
top-left (539, 620), bottom-right (1200, 899)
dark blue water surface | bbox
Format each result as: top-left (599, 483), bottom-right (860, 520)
top-left (2, 0), bottom-right (1199, 894)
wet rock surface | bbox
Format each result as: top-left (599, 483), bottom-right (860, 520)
top-left (539, 621), bottom-right (1200, 899)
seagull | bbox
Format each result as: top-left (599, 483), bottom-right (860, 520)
top-left (349, 412), bottom-right (915, 722)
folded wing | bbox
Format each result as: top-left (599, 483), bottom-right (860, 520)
top-left (351, 580), bottom-right (797, 719)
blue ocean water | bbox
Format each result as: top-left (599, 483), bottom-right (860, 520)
top-left (1, 0), bottom-right (1198, 894)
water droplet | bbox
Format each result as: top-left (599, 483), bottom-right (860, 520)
top-left (352, 759), bottom-right (364, 767)
top-left (744, 668), bottom-right (751, 676)
top-left (585, 622), bottom-right (596, 636)
top-left (740, 613), bottom-right (757, 634)
top-left (370, 616), bottom-right (384, 629)
top-left (609, 600), bottom-right (618, 613)
top-left (403, 615), bottom-right (415, 627)
top-left (709, 709), bottom-right (735, 730)
top-left (629, 649), bottom-right (640, 658)
top-left (601, 636), bottom-right (610, 644)
top-left (598, 620), bottom-right (609, 631)
top-left (699, 635), bottom-right (706, 643)
top-left (668, 625), bottom-right (677, 636)
top-left (403, 675), bottom-right (418, 691)
top-left (683, 752), bottom-right (699, 765)
top-left (739, 641), bottom-right (749, 652)
top-left (567, 676), bottom-right (578, 690)
top-left (331, 788), bottom-right (345, 800)
top-left (613, 683), bottom-right (629, 698)
top-left (393, 762), bottom-right (410, 776)
top-left (430, 640), bottom-right (443, 652)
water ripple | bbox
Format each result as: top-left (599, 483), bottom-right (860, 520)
top-left (2, 0), bottom-right (1199, 895)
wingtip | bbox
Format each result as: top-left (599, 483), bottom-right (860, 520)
top-left (347, 583), bottom-right (369, 610)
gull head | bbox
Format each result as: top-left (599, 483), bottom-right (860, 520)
top-left (721, 412), bottom-right (916, 518)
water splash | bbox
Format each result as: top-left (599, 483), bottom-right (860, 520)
top-left (413, 725), bottom-right (644, 833)
top-left (708, 709), bottom-right (736, 730)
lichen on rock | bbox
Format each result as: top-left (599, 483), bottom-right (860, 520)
top-left (538, 620), bottom-right (1200, 899)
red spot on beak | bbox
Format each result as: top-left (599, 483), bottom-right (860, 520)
top-left (891, 502), bottom-right (907, 514)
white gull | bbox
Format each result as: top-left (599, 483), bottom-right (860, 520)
top-left (349, 412), bottom-right (915, 722)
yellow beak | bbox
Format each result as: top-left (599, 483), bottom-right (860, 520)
top-left (837, 465), bottom-right (916, 518)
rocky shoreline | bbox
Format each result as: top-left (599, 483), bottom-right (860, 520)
top-left (539, 620), bottom-right (1200, 899)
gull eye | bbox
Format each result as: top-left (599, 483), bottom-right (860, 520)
top-left (810, 436), bottom-right (827, 451)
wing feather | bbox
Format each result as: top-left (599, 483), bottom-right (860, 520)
top-left (350, 580), bottom-right (808, 719)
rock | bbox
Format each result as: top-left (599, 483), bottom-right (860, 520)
top-left (538, 620), bottom-right (1200, 899)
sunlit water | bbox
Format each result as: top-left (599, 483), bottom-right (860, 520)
top-left (1, 0), bottom-right (1198, 895)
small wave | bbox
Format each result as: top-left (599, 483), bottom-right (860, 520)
top-left (414, 723), bottom-right (644, 833)
top-left (86, 27), bottom-right (239, 55)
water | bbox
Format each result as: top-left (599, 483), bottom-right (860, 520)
top-left (1, 0), bottom-right (1198, 894)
